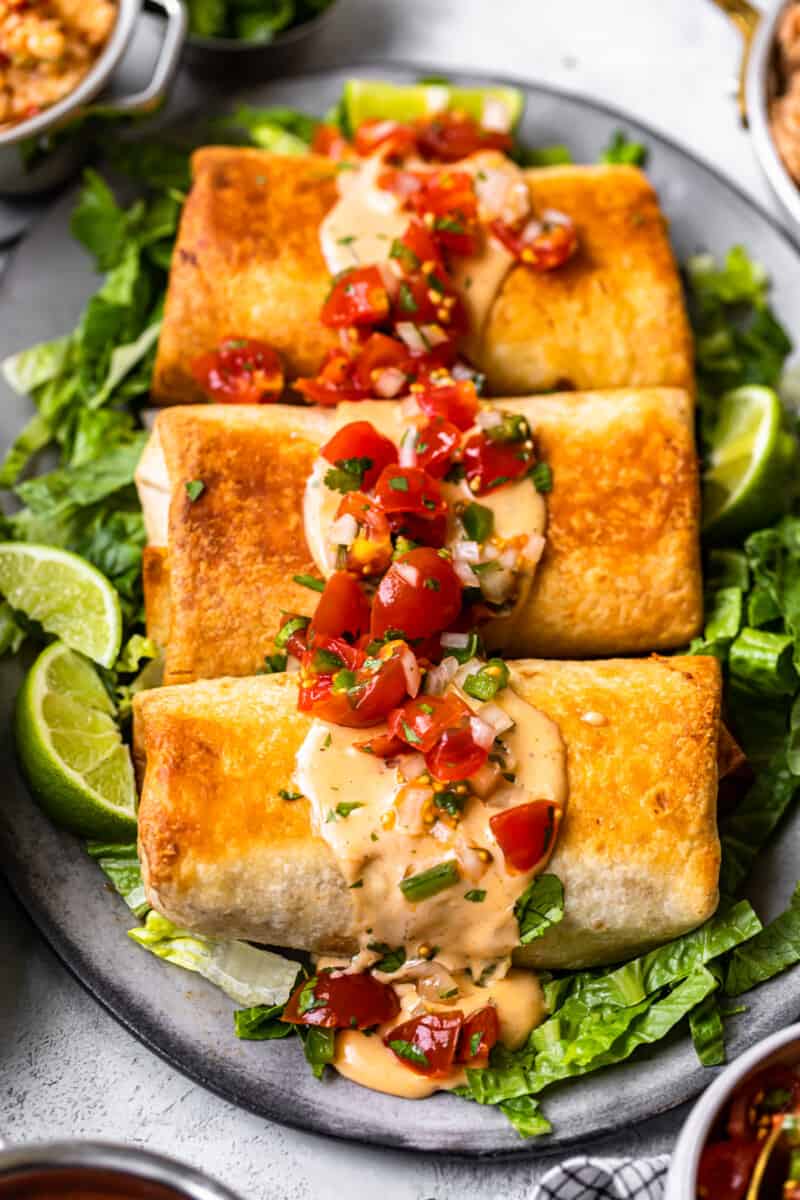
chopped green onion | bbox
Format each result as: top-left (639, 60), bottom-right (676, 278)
top-left (278, 789), bottom-right (302, 801)
top-left (463, 658), bottom-right (510, 701)
top-left (464, 889), bottom-right (487, 903)
top-left (462, 502), bottom-right (494, 542)
top-left (530, 462), bottom-right (553, 493)
top-left (293, 574), bottom-right (325, 592)
top-left (400, 860), bottom-right (460, 902)
top-left (275, 615), bottom-right (310, 649)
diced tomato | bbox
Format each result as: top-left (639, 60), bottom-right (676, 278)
top-left (295, 349), bottom-right (369, 405)
top-left (696, 1141), bottom-right (761, 1200)
top-left (371, 547), bottom-right (462, 642)
top-left (351, 332), bottom-right (415, 396)
top-left (409, 171), bottom-right (479, 256)
top-left (383, 1011), bottom-right (464, 1076)
top-left (393, 219), bottom-right (447, 276)
top-left (283, 971), bottom-right (399, 1029)
top-left (490, 801), bottom-right (560, 874)
top-left (727, 1066), bottom-right (800, 1141)
top-left (388, 693), bottom-right (470, 754)
top-left (191, 338), bottom-right (284, 404)
top-left (311, 123), bottom-right (353, 159)
top-left (335, 491), bottom-right (393, 576)
top-left (425, 718), bottom-right (489, 783)
top-left (414, 112), bottom-right (513, 162)
top-left (373, 465), bottom-right (447, 521)
top-left (321, 267), bottom-right (391, 329)
top-left (354, 731), bottom-right (407, 759)
top-left (491, 214), bottom-right (578, 271)
top-left (456, 1006), bottom-right (500, 1063)
top-left (462, 431), bottom-right (533, 495)
top-left (309, 572), bottom-right (370, 642)
top-left (409, 418), bottom-right (461, 479)
top-left (354, 118), bottom-right (417, 159)
top-left (320, 420), bottom-right (398, 491)
top-left (298, 638), bottom-right (412, 727)
top-left (415, 377), bottom-right (479, 431)
top-left (378, 167), bottom-right (425, 204)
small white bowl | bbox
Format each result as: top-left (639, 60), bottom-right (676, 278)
top-left (747, 0), bottom-right (800, 231)
top-left (664, 1021), bottom-right (800, 1199)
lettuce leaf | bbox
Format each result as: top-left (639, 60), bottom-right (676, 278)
top-left (234, 1003), bottom-right (295, 1041)
top-left (86, 841), bottom-right (149, 917)
top-left (129, 912), bottom-right (299, 1007)
top-left (725, 883), bottom-right (800, 995)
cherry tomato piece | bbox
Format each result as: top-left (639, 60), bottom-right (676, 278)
top-left (351, 332), bottom-right (415, 397)
top-left (283, 971), bottom-right (399, 1029)
top-left (456, 1006), bottom-right (500, 1063)
top-left (696, 1141), bottom-right (761, 1200)
top-left (335, 491), bottom-right (393, 576)
top-left (309, 572), bottom-right (371, 641)
top-left (388, 693), bottom-right (470, 754)
top-left (321, 267), bottom-right (391, 329)
top-left (295, 349), bottom-right (369, 405)
top-left (415, 378), bottom-right (479, 431)
top-left (298, 639), bottom-right (412, 728)
top-left (354, 118), bottom-right (417, 159)
top-left (462, 431), bottom-right (533, 495)
top-left (393, 219), bottom-right (447, 276)
top-left (491, 214), bottom-right (578, 271)
top-left (415, 112), bottom-right (512, 162)
top-left (191, 338), bottom-right (284, 404)
top-left (409, 171), bottom-right (479, 256)
top-left (311, 124), bottom-right (352, 159)
top-left (373, 466), bottom-right (447, 521)
top-left (371, 547), bottom-right (462, 642)
top-left (320, 421), bottom-right (399, 491)
top-left (354, 731), bottom-right (407, 759)
top-left (277, 612), bottom-right (310, 659)
top-left (384, 1011), bottom-right (464, 1076)
top-left (411, 418), bottom-right (461, 479)
top-left (490, 801), bottom-right (560, 874)
top-left (425, 718), bottom-right (489, 783)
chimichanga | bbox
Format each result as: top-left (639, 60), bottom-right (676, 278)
top-left (152, 148), bottom-right (693, 404)
top-left (134, 655), bottom-right (722, 970)
top-left (135, 388), bottom-right (703, 684)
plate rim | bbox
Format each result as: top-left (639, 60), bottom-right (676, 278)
top-left (3, 56), bottom-right (800, 1159)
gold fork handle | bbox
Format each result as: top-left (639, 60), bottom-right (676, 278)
top-left (707, 0), bottom-right (762, 125)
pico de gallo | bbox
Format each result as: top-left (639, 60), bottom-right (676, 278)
top-left (698, 1061), bottom-right (800, 1200)
top-left (190, 108), bottom-right (577, 406)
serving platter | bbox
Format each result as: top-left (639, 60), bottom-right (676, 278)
top-left (1, 62), bottom-right (800, 1158)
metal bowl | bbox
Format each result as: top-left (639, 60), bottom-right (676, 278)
top-left (747, 0), bottom-right (800, 229)
top-left (0, 0), bottom-right (187, 196)
top-left (182, 0), bottom-right (340, 81)
top-left (0, 1141), bottom-right (241, 1200)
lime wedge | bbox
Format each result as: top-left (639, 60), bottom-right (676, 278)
top-left (16, 641), bottom-right (137, 840)
top-left (341, 79), bottom-right (524, 134)
top-left (0, 543), bottom-right (121, 668)
top-left (702, 386), bottom-right (797, 541)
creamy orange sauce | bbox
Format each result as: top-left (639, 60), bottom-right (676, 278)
top-left (332, 967), bottom-right (544, 1099)
top-left (318, 150), bottom-right (528, 344)
top-left (294, 678), bottom-right (566, 978)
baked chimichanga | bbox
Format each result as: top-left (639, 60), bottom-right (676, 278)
top-left (135, 387), bottom-right (703, 685)
top-left (152, 147), bottom-right (693, 404)
top-left (134, 655), bottom-right (722, 972)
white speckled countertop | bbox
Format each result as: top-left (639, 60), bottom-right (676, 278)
top-left (0, 1), bottom-right (788, 1195)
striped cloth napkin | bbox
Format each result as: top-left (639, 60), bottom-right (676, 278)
top-left (531, 1156), bottom-right (671, 1199)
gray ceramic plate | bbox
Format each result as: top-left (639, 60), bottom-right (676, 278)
top-left (1, 63), bottom-right (800, 1159)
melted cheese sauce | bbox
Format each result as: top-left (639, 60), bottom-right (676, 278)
top-left (134, 426), bottom-right (170, 547)
top-left (295, 680), bottom-right (566, 978)
top-left (333, 968), bottom-right (544, 1099)
top-left (318, 150), bottom-right (526, 347)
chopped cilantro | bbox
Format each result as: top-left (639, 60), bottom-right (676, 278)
top-left (398, 281), bottom-right (418, 314)
top-left (324, 455), bottom-right (373, 494)
top-left (367, 942), bottom-right (407, 973)
top-left (388, 1039), bottom-right (429, 1067)
top-left (389, 475), bottom-right (409, 492)
top-left (278, 788), bottom-right (302, 801)
top-left (465, 889), bottom-right (487, 903)
top-left (185, 479), bottom-right (205, 502)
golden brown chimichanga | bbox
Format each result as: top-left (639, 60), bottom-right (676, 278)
top-left (152, 149), bottom-right (693, 405)
top-left (135, 387), bottom-right (703, 685)
top-left (134, 655), bottom-right (722, 970)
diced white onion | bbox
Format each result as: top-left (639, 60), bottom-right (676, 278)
top-left (441, 631), bottom-right (470, 649)
top-left (468, 761), bottom-right (503, 799)
top-left (424, 655), bottom-right (460, 696)
top-left (542, 207), bottom-right (572, 226)
top-left (416, 964), bottom-right (459, 1003)
top-left (458, 844), bottom-right (490, 882)
top-left (476, 408), bottom-right (504, 431)
top-left (469, 715), bottom-right (496, 750)
top-left (399, 428), bottom-right (417, 467)
top-left (395, 783), bottom-right (433, 835)
top-left (478, 701), bottom-right (515, 735)
top-left (454, 559), bottom-right (479, 587)
top-left (374, 366), bottom-right (408, 399)
top-left (286, 654), bottom-right (300, 672)
top-left (394, 562), bottom-right (421, 588)
top-left (377, 260), bottom-right (400, 299)
top-left (420, 323), bottom-right (449, 347)
top-left (396, 322), bottom-right (427, 354)
top-left (481, 97), bottom-right (512, 133)
top-left (521, 217), bottom-right (544, 242)
top-left (400, 645), bottom-right (421, 698)
top-left (479, 564), bottom-right (515, 605)
top-left (524, 533), bottom-right (546, 564)
top-left (400, 752), bottom-right (428, 781)
top-left (401, 395), bottom-right (422, 420)
top-left (328, 514), bottom-right (358, 546)
top-left (498, 546), bottom-right (519, 570)
top-left (453, 541), bottom-right (481, 563)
